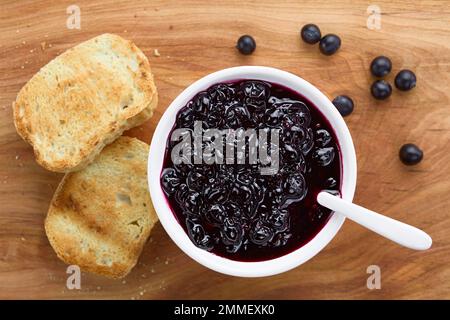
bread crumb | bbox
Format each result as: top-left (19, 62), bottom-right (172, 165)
top-left (139, 291), bottom-right (144, 296)
top-left (122, 280), bottom-right (127, 284)
top-left (164, 259), bottom-right (169, 265)
top-left (15, 155), bottom-right (20, 160)
top-left (96, 286), bottom-right (101, 290)
top-left (29, 49), bottom-right (35, 53)
top-left (124, 30), bottom-right (128, 33)
top-left (16, 29), bottom-right (20, 33)
top-left (153, 49), bottom-right (160, 57)
top-left (44, 34), bottom-right (49, 38)
top-left (20, 236), bottom-right (26, 241)
top-left (151, 268), bottom-right (155, 273)
top-left (48, 44), bottom-right (53, 48)
top-left (141, 274), bottom-right (147, 278)
top-left (40, 42), bottom-right (46, 50)
top-left (20, 65), bottom-right (24, 69)
top-left (131, 296), bottom-right (135, 300)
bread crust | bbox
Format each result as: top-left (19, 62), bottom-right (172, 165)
top-left (45, 137), bottom-right (158, 278)
top-left (13, 33), bottom-right (157, 172)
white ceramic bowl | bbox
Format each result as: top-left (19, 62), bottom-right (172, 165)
top-left (148, 66), bottom-right (357, 277)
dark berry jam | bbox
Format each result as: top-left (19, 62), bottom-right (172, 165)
top-left (160, 80), bottom-right (341, 261)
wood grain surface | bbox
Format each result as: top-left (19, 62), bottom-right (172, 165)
top-left (0, 0), bottom-right (449, 299)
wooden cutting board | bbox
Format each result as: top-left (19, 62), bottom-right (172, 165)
top-left (0, 0), bottom-right (449, 299)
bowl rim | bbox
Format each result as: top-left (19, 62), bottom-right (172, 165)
top-left (148, 66), bottom-right (357, 277)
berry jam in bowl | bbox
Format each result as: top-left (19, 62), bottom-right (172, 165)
top-left (148, 66), bottom-right (356, 277)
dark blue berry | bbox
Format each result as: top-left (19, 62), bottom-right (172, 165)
top-left (240, 80), bottom-right (270, 109)
top-left (324, 177), bottom-right (337, 188)
top-left (332, 95), bottom-right (354, 116)
top-left (399, 143), bottom-right (423, 165)
top-left (395, 69), bottom-right (416, 91)
top-left (186, 218), bottom-right (214, 250)
top-left (161, 168), bottom-right (181, 195)
top-left (236, 35), bottom-right (256, 55)
top-left (370, 56), bottom-right (392, 77)
top-left (281, 172), bottom-right (307, 204)
top-left (371, 80), bottom-right (392, 100)
top-left (220, 217), bottom-right (244, 252)
top-left (315, 129), bottom-right (331, 147)
top-left (301, 24), bottom-right (321, 44)
top-left (312, 147), bottom-right (335, 167)
top-left (319, 34), bottom-right (341, 55)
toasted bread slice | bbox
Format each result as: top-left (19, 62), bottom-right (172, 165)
top-left (13, 33), bottom-right (157, 172)
top-left (45, 137), bottom-right (158, 278)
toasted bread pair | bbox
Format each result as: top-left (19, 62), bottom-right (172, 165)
top-left (13, 34), bottom-right (159, 278)
top-left (45, 137), bottom-right (158, 278)
top-left (13, 33), bottom-right (157, 172)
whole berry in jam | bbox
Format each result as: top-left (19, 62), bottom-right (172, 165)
top-left (301, 24), bottom-right (321, 44)
top-left (319, 34), bottom-right (341, 55)
top-left (395, 69), bottom-right (416, 91)
top-left (370, 56), bottom-right (392, 77)
top-left (332, 95), bottom-right (354, 117)
top-left (371, 80), bottom-right (392, 100)
top-left (236, 35), bottom-right (256, 55)
top-left (399, 143), bottom-right (423, 165)
top-left (324, 177), bottom-right (337, 188)
top-left (315, 129), bottom-right (332, 147)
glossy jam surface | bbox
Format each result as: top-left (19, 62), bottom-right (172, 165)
top-left (161, 80), bottom-right (341, 261)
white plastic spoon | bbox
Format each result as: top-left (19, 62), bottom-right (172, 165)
top-left (317, 191), bottom-right (432, 250)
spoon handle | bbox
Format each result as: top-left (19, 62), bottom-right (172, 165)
top-left (317, 191), bottom-right (432, 250)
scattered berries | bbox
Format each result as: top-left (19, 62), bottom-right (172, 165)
top-left (371, 80), bottom-right (392, 100)
top-left (301, 24), bottom-right (321, 44)
top-left (370, 56), bottom-right (392, 77)
top-left (395, 69), bottom-right (416, 91)
top-left (399, 144), bottom-right (423, 165)
top-left (319, 34), bottom-right (341, 55)
top-left (332, 95), bottom-right (354, 117)
top-left (236, 35), bottom-right (256, 55)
